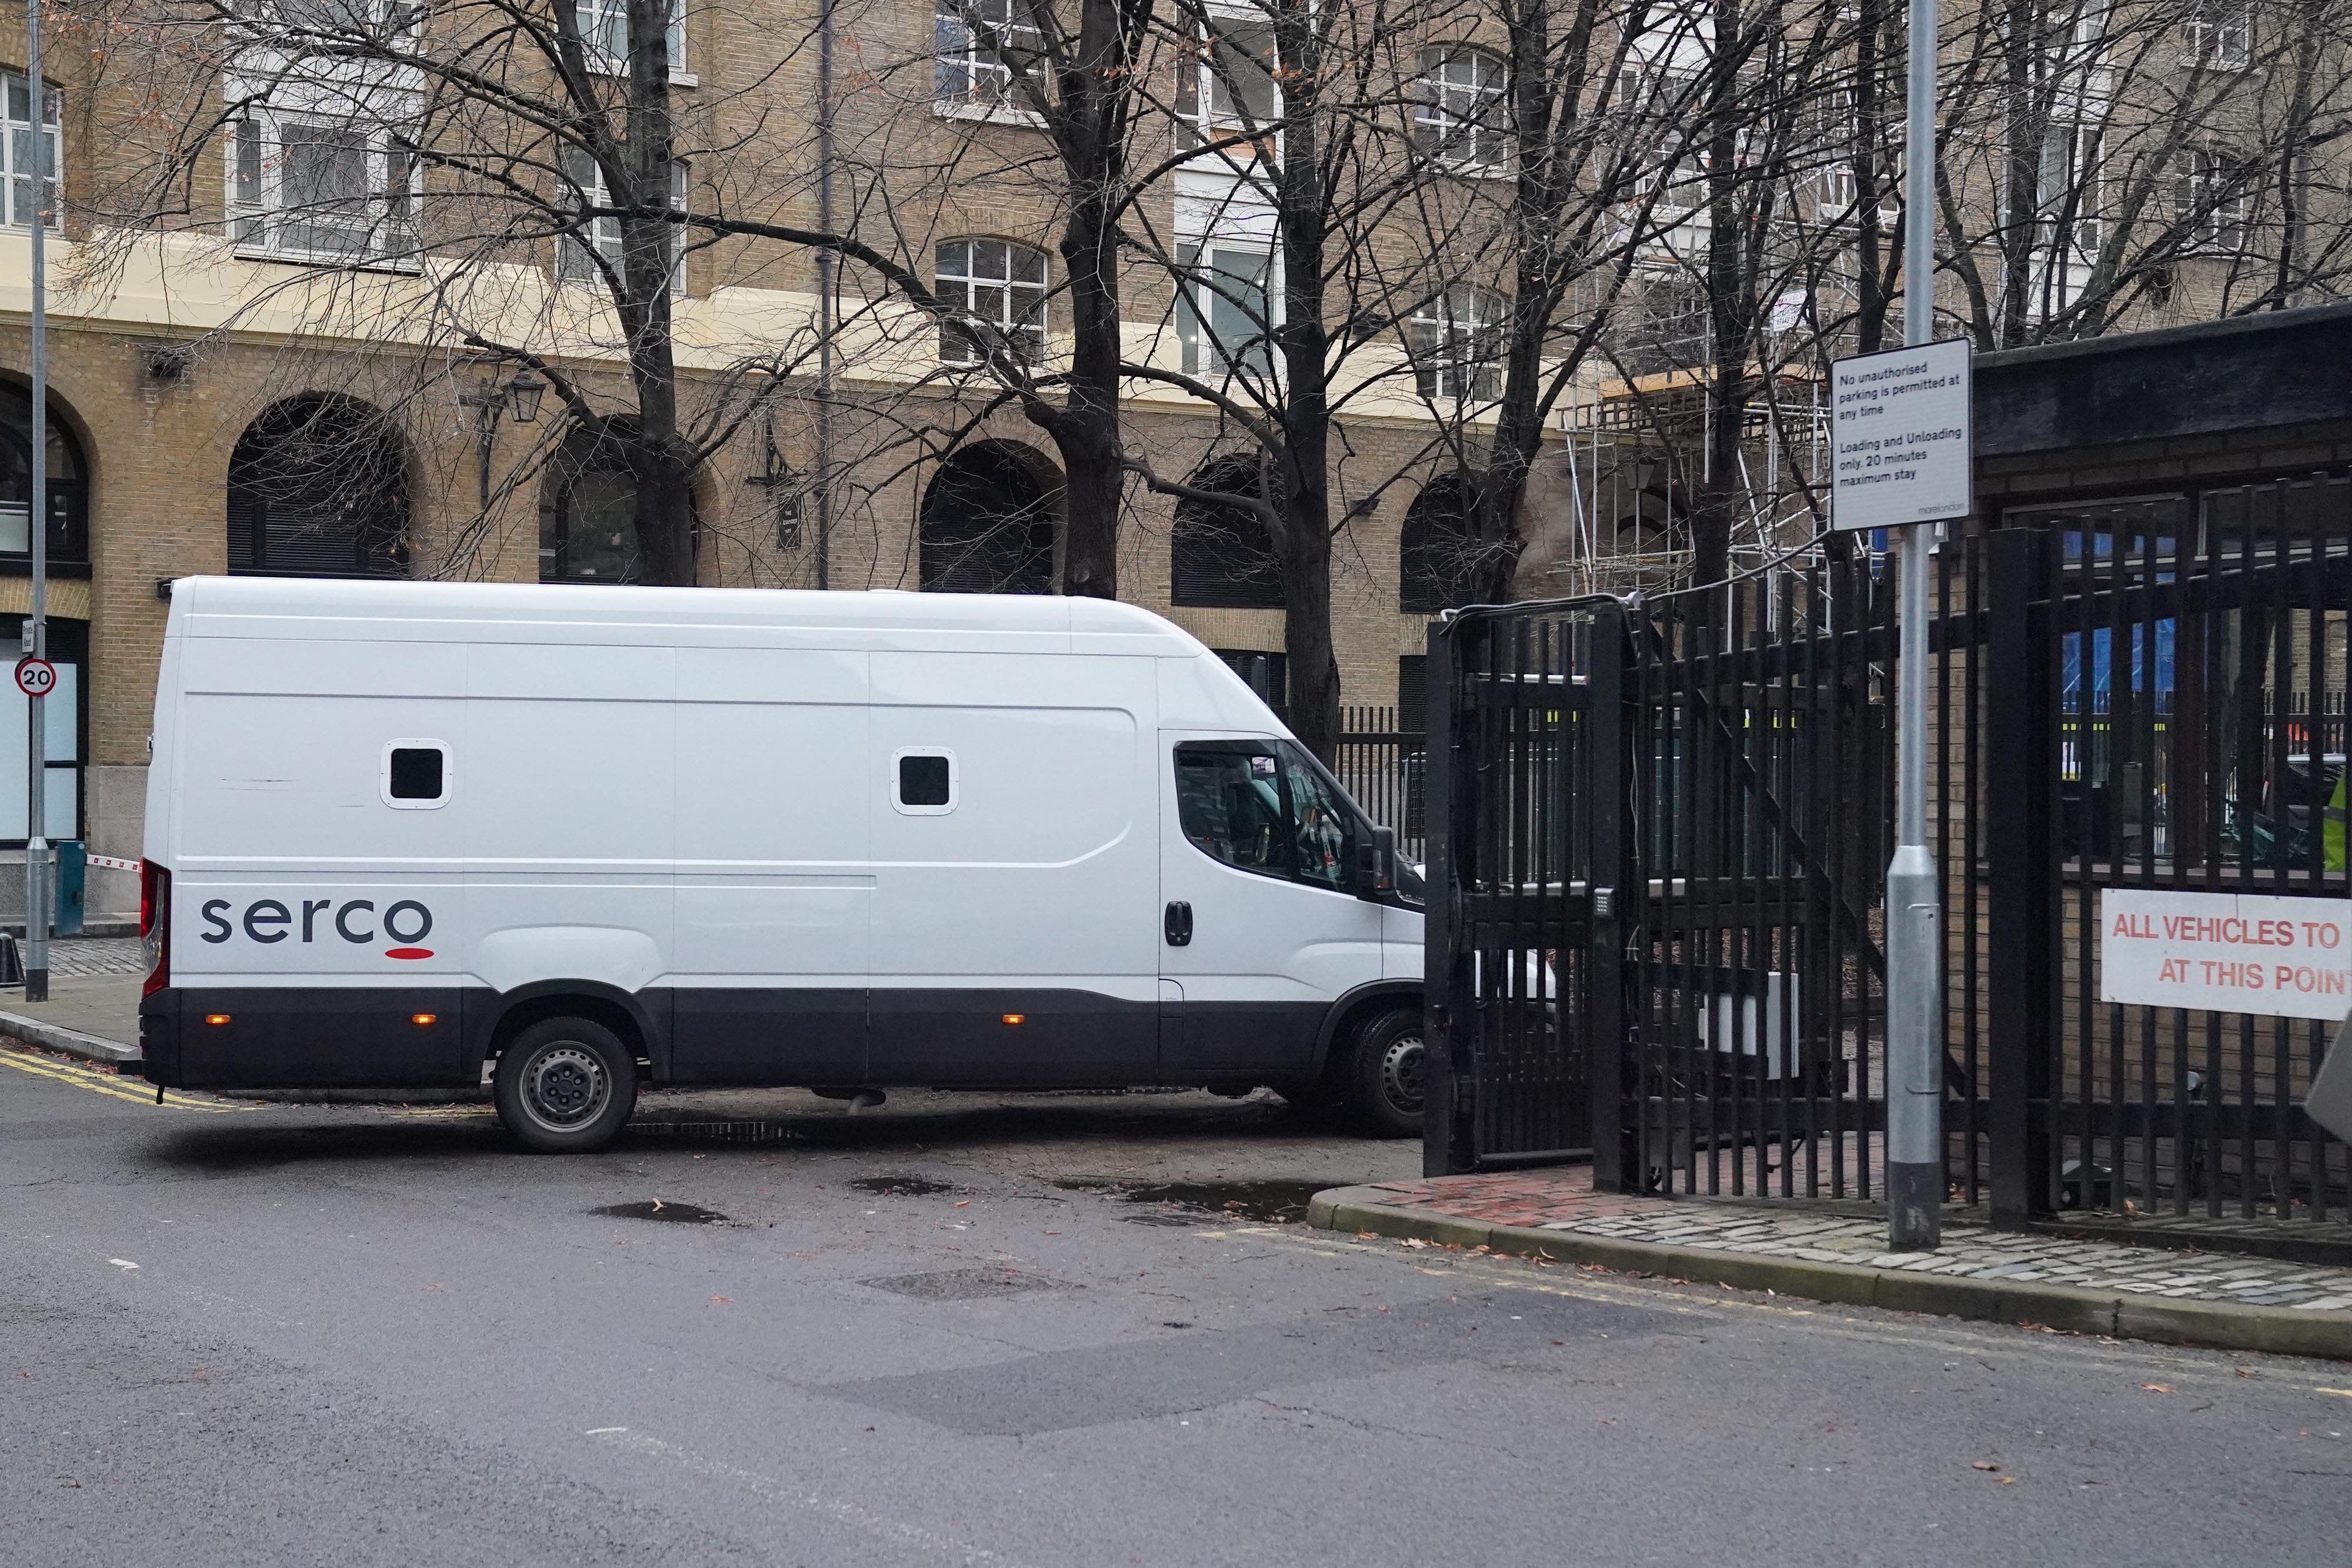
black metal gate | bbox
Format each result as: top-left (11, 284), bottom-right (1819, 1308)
top-left (1428, 480), bottom-right (2350, 1224)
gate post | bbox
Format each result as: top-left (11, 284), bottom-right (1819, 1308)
top-left (1422, 618), bottom-right (1474, 1176)
top-left (1585, 601), bottom-right (1639, 1192)
top-left (1986, 529), bottom-right (2059, 1224)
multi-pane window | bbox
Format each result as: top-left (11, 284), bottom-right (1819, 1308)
top-left (934, 0), bottom-right (1040, 108)
top-left (557, 147), bottom-right (688, 294)
top-left (1174, 240), bottom-right (1274, 380)
top-left (2174, 145), bottom-right (2251, 251)
top-left (1175, 16), bottom-right (1279, 155)
top-left (1, 72), bottom-right (60, 232)
top-left (2037, 122), bottom-right (2104, 260)
top-left (1415, 49), bottom-right (1507, 175)
top-left (1408, 286), bottom-right (1505, 403)
top-left (230, 109), bottom-right (419, 264)
top-left (2182, 0), bottom-right (2252, 69)
top-left (934, 238), bottom-right (1048, 367)
top-left (576, 0), bottom-right (688, 74)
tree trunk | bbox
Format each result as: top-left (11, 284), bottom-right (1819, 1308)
top-left (1273, 0), bottom-right (1339, 763)
top-left (1853, 0), bottom-right (1895, 353)
top-left (622, 0), bottom-right (693, 583)
top-left (1997, 0), bottom-right (2039, 347)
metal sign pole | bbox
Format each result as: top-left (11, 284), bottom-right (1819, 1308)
top-left (1885, 0), bottom-right (1943, 1249)
top-left (22, 0), bottom-right (47, 1003)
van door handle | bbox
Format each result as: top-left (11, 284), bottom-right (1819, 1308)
top-left (1164, 901), bottom-right (1192, 947)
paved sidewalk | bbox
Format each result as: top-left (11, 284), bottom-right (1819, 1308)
top-left (0, 937), bottom-right (145, 1065)
top-left (1312, 1171), bottom-right (2352, 1360)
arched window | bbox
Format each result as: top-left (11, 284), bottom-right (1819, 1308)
top-left (540, 422), bottom-right (644, 583)
top-left (1171, 454), bottom-right (1283, 609)
top-left (1400, 472), bottom-right (1481, 613)
top-left (1414, 48), bottom-right (1508, 173)
top-left (0, 380), bottom-right (87, 569)
top-left (226, 396), bottom-right (409, 577)
top-left (936, 238), bottom-right (1048, 367)
top-left (919, 443), bottom-right (1057, 593)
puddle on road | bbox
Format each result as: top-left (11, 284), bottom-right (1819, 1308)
top-left (592, 1199), bottom-right (731, 1224)
top-left (850, 1176), bottom-right (957, 1197)
top-left (1054, 1178), bottom-right (1326, 1225)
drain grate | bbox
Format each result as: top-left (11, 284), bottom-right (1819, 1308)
top-left (630, 1120), bottom-right (806, 1145)
top-left (862, 1268), bottom-right (1077, 1302)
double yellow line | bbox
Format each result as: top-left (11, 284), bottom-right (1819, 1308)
top-left (0, 1046), bottom-right (250, 1112)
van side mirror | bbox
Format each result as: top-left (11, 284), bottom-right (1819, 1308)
top-left (1357, 825), bottom-right (1396, 900)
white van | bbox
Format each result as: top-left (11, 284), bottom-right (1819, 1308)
top-left (135, 577), bottom-right (1428, 1151)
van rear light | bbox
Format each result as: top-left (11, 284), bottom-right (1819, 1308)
top-left (140, 862), bottom-right (170, 997)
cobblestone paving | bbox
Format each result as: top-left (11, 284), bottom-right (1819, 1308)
top-left (41, 937), bottom-right (146, 978)
top-left (1357, 1173), bottom-right (2352, 1312)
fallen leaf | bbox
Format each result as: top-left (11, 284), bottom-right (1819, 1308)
top-left (1401, 1237), bottom-right (1432, 1249)
top-left (1997, 1477), bottom-right (2017, 1486)
top-left (2235, 1368), bottom-right (2254, 1378)
top-left (1972, 1462), bottom-right (2000, 1472)
top-left (2142, 1383), bottom-right (2173, 1394)
top-left (710, 1295), bottom-right (732, 1304)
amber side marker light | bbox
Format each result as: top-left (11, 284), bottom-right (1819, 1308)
top-left (1001, 1013), bottom-right (1025, 1026)
top-left (203, 1014), bottom-right (231, 1026)
top-left (410, 1012), bottom-right (438, 1026)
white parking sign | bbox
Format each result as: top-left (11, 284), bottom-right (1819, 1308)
top-left (1830, 339), bottom-right (1973, 531)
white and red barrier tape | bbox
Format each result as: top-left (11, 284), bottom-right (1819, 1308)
top-left (84, 854), bottom-right (140, 871)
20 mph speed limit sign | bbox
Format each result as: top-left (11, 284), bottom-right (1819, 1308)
top-left (14, 657), bottom-right (56, 698)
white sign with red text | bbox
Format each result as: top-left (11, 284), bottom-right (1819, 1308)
top-left (2099, 890), bottom-right (2351, 1021)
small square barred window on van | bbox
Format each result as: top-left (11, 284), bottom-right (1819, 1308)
top-left (383, 740), bottom-right (450, 808)
top-left (894, 750), bottom-right (957, 814)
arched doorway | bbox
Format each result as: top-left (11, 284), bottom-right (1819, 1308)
top-left (0, 380), bottom-right (88, 570)
top-left (918, 443), bottom-right (1057, 593)
top-left (226, 396), bottom-right (410, 577)
top-left (1399, 471), bottom-right (1478, 612)
top-left (1171, 453), bottom-right (1283, 608)
top-left (540, 422), bottom-right (646, 583)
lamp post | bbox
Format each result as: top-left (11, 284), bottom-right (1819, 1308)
top-left (457, 367), bottom-right (546, 510)
top-left (1885, 0), bottom-right (1946, 1252)
top-left (24, 0), bottom-right (49, 1001)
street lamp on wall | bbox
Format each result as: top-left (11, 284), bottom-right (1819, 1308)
top-left (459, 366), bottom-right (549, 510)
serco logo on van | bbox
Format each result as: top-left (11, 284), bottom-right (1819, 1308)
top-left (199, 897), bottom-right (435, 960)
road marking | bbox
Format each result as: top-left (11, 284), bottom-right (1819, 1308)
top-left (586, 1426), bottom-right (1027, 1566)
top-left (0, 1047), bottom-right (248, 1112)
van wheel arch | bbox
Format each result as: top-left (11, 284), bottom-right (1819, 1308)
top-left (480, 991), bottom-right (652, 1081)
top-left (1312, 985), bottom-right (1422, 1088)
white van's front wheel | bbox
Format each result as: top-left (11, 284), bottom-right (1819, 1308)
top-left (494, 1017), bottom-right (637, 1154)
top-left (1345, 1009), bottom-right (1425, 1139)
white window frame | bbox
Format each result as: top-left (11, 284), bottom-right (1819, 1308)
top-left (934, 0), bottom-right (1040, 111)
top-left (2174, 144), bottom-right (2251, 252)
top-left (2181, 0), bottom-right (2252, 71)
top-left (1409, 286), bottom-right (1506, 403)
top-left (0, 71), bottom-right (61, 233)
top-left (2037, 121), bottom-right (2104, 262)
top-left (891, 748), bottom-right (958, 815)
top-left (557, 147), bottom-right (688, 296)
top-left (227, 96), bottom-right (422, 269)
top-left (1175, 9), bottom-right (1281, 160)
top-left (934, 237), bottom-right (1048, 369)
top-left (1415, 48), bottom-right (1509, 176)
top-left (574, 0), bottom-right (693, 82)
top-left (381, 738), bottom-right (452, 810)
top-left (1174, 238), bottom-right (1278, 382)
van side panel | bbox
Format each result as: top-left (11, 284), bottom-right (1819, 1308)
top-left (669, 647), bottom-right (871, 1084)
top-left (864, 651), bottom-right (1159, 1084)
top-left (459, 642), bottom-right (675, 1025)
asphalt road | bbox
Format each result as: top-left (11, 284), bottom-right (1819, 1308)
top-left (5, 1047), bottom-right (2348, 1567)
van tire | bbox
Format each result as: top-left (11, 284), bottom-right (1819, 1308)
top-left (493, 1017), bottom-right (637, 1154)
top-left (1343, 1008), bottom-right (1425, 1139)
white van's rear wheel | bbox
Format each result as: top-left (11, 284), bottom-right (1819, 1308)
top-left (494, 1017), bottom-right (637, 1154)
top-left (1345, 1009), bottom-right (1425, 1139)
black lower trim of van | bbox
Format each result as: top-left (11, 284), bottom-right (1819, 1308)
top-left (140, 983), bottom-right (1344, 1094)
top-left (141, 986), bottom-right (473, 1089)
